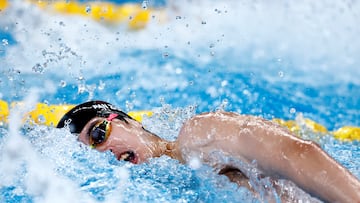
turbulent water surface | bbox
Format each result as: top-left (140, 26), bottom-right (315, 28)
top-left (0, 0), bottom-right (359, 202)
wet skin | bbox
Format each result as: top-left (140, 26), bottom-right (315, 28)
top-left (78, 111), bottom-right (360, 203)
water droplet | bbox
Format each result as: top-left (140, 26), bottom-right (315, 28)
top-left (85, 5), bottom-right (91, 13)
top-left (214, 8), bottom-right (221, 14)
top-left (142, 1), bottom-right (148, 9)
top-left (175, 68), bottom-right (182, 74)
top-left (32, 63), bottom-right (44, 74)
top-left (78, 84), bottom-right (86, 94)
top-left (201, 21), bottom-right (207, 25)
top-left (37, 115), bottom-right (46, 124)
top-left (77, 76), bottom-right (84, 81)
top-left (2, 39), bottom-right (8, 46)
top-left (189, 157), bottom-right (202, 169)
top-left (115, 90), bottom-right (122, 97)
top-left (278, 71), bottom-right (284, 77)
top-left (243, 89), bottom-right (250, 96)
top-left (163, 52), bottom-right (169, 58)
top-left (59, 80), bottom-right (67, 87)
top-left (98, 80), bottom-right (105, 90)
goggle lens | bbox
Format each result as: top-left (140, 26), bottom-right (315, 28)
top-left (90, 120), bottom-right (110, 146)
top-left (89, 113), bottom-right (118, 147)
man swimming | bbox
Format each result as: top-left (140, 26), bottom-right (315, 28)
top-left (57, 100), bottom-right (360, 203)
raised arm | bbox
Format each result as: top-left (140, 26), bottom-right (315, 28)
top-left (176, 112), bottom-right (360, 203)
top-left (243, 117), bottom-right (360, 203)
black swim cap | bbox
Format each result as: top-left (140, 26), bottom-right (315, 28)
top-left (56, 101), bottom-right (133, 134)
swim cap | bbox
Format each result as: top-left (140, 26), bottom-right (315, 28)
top-left (56, 101), bottom-right (133, 134)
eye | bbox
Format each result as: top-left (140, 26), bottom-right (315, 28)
top-left (89, 120), bottom-right (111, 147)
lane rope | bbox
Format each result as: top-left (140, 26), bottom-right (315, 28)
top-left (1, 0), bottom-right (166, 30)
top-left (0, 100), bottom-right (358, 141)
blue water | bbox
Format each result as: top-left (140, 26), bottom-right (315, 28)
top-left (0, 0), bottom-right (359, 202)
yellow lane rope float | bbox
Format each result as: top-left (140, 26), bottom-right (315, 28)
top-left (28, 0), bottom-right (163, 30)
top-left (1, 0), bottom-right (165, 30)
top-left (0, 100), bottom-right (152, 126)
top-left (0, 100), bottom-right (359, 141)
top-left (0, 0), bottom-right (8, 12)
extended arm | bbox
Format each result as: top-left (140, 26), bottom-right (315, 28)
top-left (176, 112), bottom-right (360, 203)
top-left (239, 117), bottom-right (360, 203)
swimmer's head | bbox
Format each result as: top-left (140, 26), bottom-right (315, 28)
top-left (56, 100), bottom-right (133, 134)
top-left (57, 100), bottom-right (165, 164)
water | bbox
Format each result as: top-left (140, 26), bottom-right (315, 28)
top-left (0, 0), bottom-right (359, 202)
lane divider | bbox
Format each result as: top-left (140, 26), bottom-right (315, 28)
top-left (29, 0), bottom-right (163, 30)
top-left (1, 0), bottom-right (166, 30)
top-left (0, 100), bottom-right (152, 126)
top-left (0, 100), bottom-right (358, 141)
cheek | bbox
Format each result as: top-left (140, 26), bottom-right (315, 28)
top-left (106, 127), bottom-right (139, 149)
top-left (78, 132), bottom-right (90, 145)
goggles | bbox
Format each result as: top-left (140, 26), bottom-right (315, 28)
top-left (88, 113), bottom-right (119, 148)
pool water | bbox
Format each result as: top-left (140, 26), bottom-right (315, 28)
top-left (1, 0), bottom-right (359, 202)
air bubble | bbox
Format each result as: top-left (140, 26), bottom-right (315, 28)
top-left (278, 71), bottom-right (284, 78)
top-left (290, 108), bottom-right (296, 114)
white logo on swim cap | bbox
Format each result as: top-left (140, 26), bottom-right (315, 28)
top-left (92, 103), bottom-right (110, 110)
top-left (64, 118), bottom-right (72, 126)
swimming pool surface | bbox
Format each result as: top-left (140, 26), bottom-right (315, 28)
top-left (1, 1), bottom-right (359, 202)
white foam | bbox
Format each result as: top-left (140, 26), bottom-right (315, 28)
top-left (0, 90), bottom-right (97, 203)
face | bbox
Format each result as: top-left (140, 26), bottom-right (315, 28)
top-left (78, 116), bottom-right (162, 164)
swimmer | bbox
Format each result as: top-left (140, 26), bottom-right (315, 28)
top-left (57, 101), bottom-right (360, 203)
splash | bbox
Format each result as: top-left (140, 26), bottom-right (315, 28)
top-left (0, 0), bottom-right (359, 202)
top-left (0, 92), bottom-right (94, 202)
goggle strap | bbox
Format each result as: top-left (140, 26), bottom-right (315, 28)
top-left (107, 113), bottom-right (119, 121)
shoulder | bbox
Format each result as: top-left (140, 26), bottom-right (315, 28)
top-left (183, 111), bottom-right (258, 127)
top-left (178, 111), bottom-right (250, 141)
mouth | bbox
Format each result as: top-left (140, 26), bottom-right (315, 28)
top-left (118, 151), bottom-right (138, 164)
